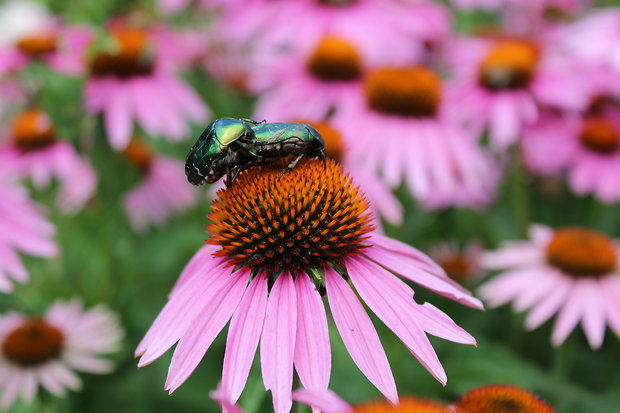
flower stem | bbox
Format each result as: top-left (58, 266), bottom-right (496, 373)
top-left (509, 150), bottom-right (530, 238)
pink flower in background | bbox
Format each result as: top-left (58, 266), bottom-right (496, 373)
top-left (448, 36), bottom-right (589, 150)
top-left (522, 98), bottom-right (620, 203)
top-left (334, 66), bottom-right (499, 209)
top-left (84, 26), bottom-right (209, 150)
top-left (560, 9), bottom-right (620, 72)
top-left (227, 0), bottom-right (443, 62)
top-left (0, 108), bottom-right (97, 214)
top-left (0, 179), bottom-right (57, 293)
top-left (429, 241), bottom-right (485, 284)
top-left (480, 224), bottom-right (620, 349)
top-left (0, 299), bottom-right (123, 409)
top-left (250, 35), bottom-right (366, 121)
top-left (0, 80), bottom-right (24, 118)
top-left (121, 138), bottom-right (198, 231)
top-left (0, 21), bottom-right (92, 76)
top-left (136, 160), bottom-right (480, 413)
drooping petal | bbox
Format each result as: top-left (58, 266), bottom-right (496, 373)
top-left (347, 257), bottom-right (447, 385)
top-left (292, 388), bottom-right (353, 413)
top-left (365, 236), bottom-right (483, 309)
top-left (551, 280), bottom-right (586, 346)
top-left (294, 274), bottom-right (331, 392)
top-left (165, 270), bottom-right (249, 392)
top-left (221, 273), bottom-right (269, 403)
top-left (325, 267), bottom-right (398, 404)
top-left (261, 271), bottom-right (297, 413)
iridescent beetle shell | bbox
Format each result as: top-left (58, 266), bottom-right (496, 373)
top-left (185, 118), bottom-right (253, 185)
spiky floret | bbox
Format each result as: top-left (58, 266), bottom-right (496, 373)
top-left (354, 397), bottom-right (451, 413)
top-left (207, 158), bottom-right (374, 274)
top-left (455, 385), bottom-right (556, 413)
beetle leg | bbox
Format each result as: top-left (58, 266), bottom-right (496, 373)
top-left (225, 166), bottom-right (241, 187)
top-left (279, 154), bottom-right (304, 177)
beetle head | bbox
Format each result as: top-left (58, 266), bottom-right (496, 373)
top-left (185, 118), bottom-right (253, 185)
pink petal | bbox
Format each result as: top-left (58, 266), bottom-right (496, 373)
top-left (580, 279), bottom-right (607, 349)
top-left (210, 387), bottom-right (245, 413)
top-left (525, 276), bottom-right (572, 330)
top-left (221, 274), bottom-right (269, 403)
top-left (169, 245), bottom-right (217, 297)
top-left (292, 389), bottom-right (353, 413)
top-left (365, 237), bottom-right (483, 309)
top-left (347, 257), bottom-right (447, 385)
top-left (602, 276), bottom-right (620, 338)
top-left (104, 85), bottom-right (133, 150)
top-left (136, 265), bottom-right (232, 364)
top-left (165, 270), bottom-right (249, 392)
top-left (551, 280), bottom-right (586, 346)
top-left (261, 272), bottom-right (297, 413)
top-left (325, 266), bottom-right (398, 404)
top-left (414, 303), bottom-right (477, 345)
top-left (294, 274), bottom-right (331, 392)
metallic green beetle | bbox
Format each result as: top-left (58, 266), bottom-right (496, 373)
top-left (185, 118), bottom-right (326, 187)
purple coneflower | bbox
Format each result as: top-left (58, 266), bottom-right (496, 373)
top-left (0, 178), bottom-right (57, 292)
top-left (121, 138), bottom-right (198, 231)
top-left (136, 158), bottom-right (481, 412)
top-left (0, 108), bottom-right (97, 214)
top-left (334, 65), bottom-right (499, 209)
top-left (0, 299), bottom-right (123, 409)
top-left (480, 224), bottom-right (620, 349)
top-left (84, 25), bottom-right (209, 150)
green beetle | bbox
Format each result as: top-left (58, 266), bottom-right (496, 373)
top-left (185, 118), bottom-right (326, 187)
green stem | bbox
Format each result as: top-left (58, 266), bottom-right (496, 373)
top-left (509, 151), bottom-right (530, 238)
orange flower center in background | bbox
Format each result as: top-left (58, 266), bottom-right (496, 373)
top-left (439, 255), bottom-right (471, 283)
top-left (546, 227), bottom-right (617, 278)
top-left (10, 108), bottom-right (56, 151)
top-left (455, 385), bottom-right (556, 413)
top-left (16, 33), bottom-right (57, 56)
top-left (306, 37), bottom-right (363, 82)
top-left (207, 158), bottom-right (373, 273)
top-left (90, 28), bottom-right (154, 78)
top-left (354, 397), bottom-right (451, 413)
top-left (579, 116), bottom-right (619, 154)
top-left (123, 138), bottom-right (153, 173)
top-left (478, 39), bottom-right (539, 91)
top-left (365, 67), bottom-right (441, 118)
top-left (2, 318), bottom-right (64, 366)
top-left (299, 121), bottom-right (345, 163)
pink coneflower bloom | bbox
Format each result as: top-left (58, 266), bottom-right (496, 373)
top-left (560, 10), bottom-right (620, 72)
top-left (84, 26), bottom-right (209, 150)
top-left (292, 389), bottom-right (451, 413)
top-left (0, 108), bottom-right (97, 214)
top-left (429, 241), bottom-right (485, 284)
top-left (0, 299), bottom-right (123, 409)
top-left (136, 159), bottom-right (481, 413)
top-left (522, 97), bottom-right (620, 203)
top-left (251, 35), bottom-right (367, 121)
top-left (230, 0), bottom-right (444, 62)
top-left (454, 384), bottom-right (556, 413)
top-left (0, 179), bottom-right (57, 292)
top-left (480, 224), bottom-right (620, 349)
top-left (448, 36), bottom-right (589, 150)
top-left (121, 138), bottom-right (198, 231)
top-left (334, 66), bottom-right (499, 209)
top-left (0, 20), bottom-right (91, 76)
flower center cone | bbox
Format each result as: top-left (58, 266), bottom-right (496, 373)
top-left (306, 36), bottom-right (363, 82)
top-left (478, 39), bottom-right (539, 91)
top-left (579, 116), bottom-right (619, 154)
top-left (2, 318), bottom-right (64, 366)
top-left (11, 108), bottom-right (56, 151)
